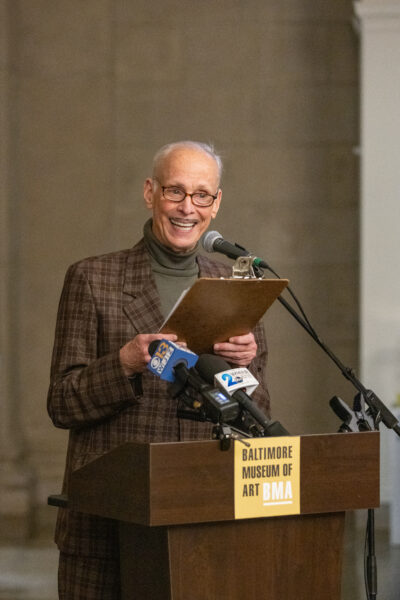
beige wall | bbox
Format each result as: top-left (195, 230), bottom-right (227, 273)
top-left (0, 0), bottom-right (359, 539)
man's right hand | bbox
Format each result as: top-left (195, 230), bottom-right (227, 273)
top-left (119, 333), bottom-right (178, 377)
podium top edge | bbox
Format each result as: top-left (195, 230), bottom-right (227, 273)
top-left (116, 431), bottom-right (379, 448)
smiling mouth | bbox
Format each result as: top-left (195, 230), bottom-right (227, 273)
top-left (169, 218), bottom-right (197, 230)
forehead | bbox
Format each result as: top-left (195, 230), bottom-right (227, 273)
top-left (157, 148), bottom-right (219, 189)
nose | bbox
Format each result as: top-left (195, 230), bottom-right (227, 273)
top-left (178, 194), bottom-right (195, 214)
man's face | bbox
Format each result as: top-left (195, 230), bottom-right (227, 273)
top-left (144, 148), bottom-right (221, 253)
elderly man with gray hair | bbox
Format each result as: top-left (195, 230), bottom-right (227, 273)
top-left (48, 140), bottom-right (270, 599)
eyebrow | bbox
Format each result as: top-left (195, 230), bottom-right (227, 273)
top-left (165, 181), bottom-right (214, 193)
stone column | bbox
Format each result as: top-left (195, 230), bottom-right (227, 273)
top-left (354, 0), bottom-right (400, 525)
top-left (9, 0), bottom-right (115, 538)
top-left (0, 0), bottom-right (35, 540)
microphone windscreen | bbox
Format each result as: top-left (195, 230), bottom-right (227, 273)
top-left (329, 396), bottom-right (352, 422)
top-left (196, 353), bottom-right (230, 383)
top-left (148, 340), bottom-right (161, 356)
top-left (202, 230), bottom-right (223, 253)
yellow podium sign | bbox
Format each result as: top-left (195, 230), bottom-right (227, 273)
top-left (234, 436), bottom-right (300, 519)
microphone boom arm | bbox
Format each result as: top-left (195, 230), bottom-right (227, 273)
top-left (276, 293), bottom-right (400, 437)
top-left (202, 229), bottom-right (400, 436)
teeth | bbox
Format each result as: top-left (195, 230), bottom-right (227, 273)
top-left (170, 219), bottom-right (196, 229)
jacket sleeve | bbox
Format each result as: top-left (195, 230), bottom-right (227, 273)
top-left (248, 320), bottom-right (271, 417)
top-left (47, 262), bottom-right (140, 430)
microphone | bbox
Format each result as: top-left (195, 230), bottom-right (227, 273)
top-left (196, 354), bottom-right (290, 437)
top-left (329, 395), bottom-right (374, 433)
top-left (329, 396), bottom-right (360, 433)
top-left (147, 339), bottom-right (198, 382)
top-left (202, 230), bottom-right (269, 269)
top-left (202, 230), bottom-right (249, 260)
top-left (148, 340), bottom-right (239, 423)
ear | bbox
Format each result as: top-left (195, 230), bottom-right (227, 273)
top-left (210, 189), bottom-right (222, 219)
top-left (144, 178), bottom-right (154, 210)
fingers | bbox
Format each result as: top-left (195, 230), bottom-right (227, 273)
top-left (140, 333), bottom-right (178, 361)
top-left (175, 340), bottom-right (187, 348)
top-left (213, 348), bottom-right (256, 366)
top-left (214, 334), bottom-right (256, 356)
top-left (213, 332), bottom-right (257, 367)
top-left (119, 332), bottom-right (178, 376)
top-left (227, 332), bottom-right (255, 345)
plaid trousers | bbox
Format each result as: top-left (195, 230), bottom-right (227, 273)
top-left (58, 552), bottom-right (121, 600)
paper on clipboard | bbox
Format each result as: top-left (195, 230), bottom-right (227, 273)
top-left (160, 277), bottom-right (289, 355)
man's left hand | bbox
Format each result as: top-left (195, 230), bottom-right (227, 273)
top-left (213, 332), bottom-right (257, 367)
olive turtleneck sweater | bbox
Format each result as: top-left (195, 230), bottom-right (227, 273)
top-left (143, 219), bottom-right (199, 319)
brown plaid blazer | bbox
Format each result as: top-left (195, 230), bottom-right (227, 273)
top-left (48, 238), bottom-right (270, 558)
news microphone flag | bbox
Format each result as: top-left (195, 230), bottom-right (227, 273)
top-left (194, 352), bottom-right (259, 396)
top-left (147, 339), bottom-right (198, 382)
top-left (214, 367), bottom-right (259, 396)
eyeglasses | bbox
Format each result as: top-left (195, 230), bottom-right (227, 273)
top-left (154, 179), bottom-right (218, 207)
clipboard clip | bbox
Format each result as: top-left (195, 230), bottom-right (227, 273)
top-left (231, 255), bottom-right (263, 279)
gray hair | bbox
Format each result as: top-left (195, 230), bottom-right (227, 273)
top-left (152, 140), bottom-right (223, 184)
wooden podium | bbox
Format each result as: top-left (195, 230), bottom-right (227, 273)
top-left (65, 432), bottom-right (379, 600)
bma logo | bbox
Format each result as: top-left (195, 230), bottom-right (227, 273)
top-left (263, 481), bottom-right (293, 506)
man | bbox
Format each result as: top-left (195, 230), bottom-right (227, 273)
top-left (48, 141), bottom-right (270, 599)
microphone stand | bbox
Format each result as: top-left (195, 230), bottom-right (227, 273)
top-left (231, 252), bottom-right (400, 435)
top-left (232, 254), bottom-right (396, 599)
top-left (214, 242), bottom-right (395, 598)
top-left (275, 292), bottom-right (400, 437)
top-left (266, 284), bottom-right (398, 600)
top-left (171, 363), bottom-right (261, 450)
top-left (176, 404), bottom-right (252, 451)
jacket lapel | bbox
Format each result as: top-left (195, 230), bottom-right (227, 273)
top-left (122, 239), bottom-right (164, 334)
top-left (197, 253), bottom-right (231, 279)
top-left (121, 243), bottom-right (230, 335)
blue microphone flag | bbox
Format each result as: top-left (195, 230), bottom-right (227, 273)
top-left (147, 339), bottom-right (198, 382)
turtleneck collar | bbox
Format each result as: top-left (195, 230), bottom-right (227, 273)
top-left (143, 218), bottom-right (199, 275)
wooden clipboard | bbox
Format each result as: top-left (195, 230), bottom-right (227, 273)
top-left (160, 277), bottom-right (288, 355)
